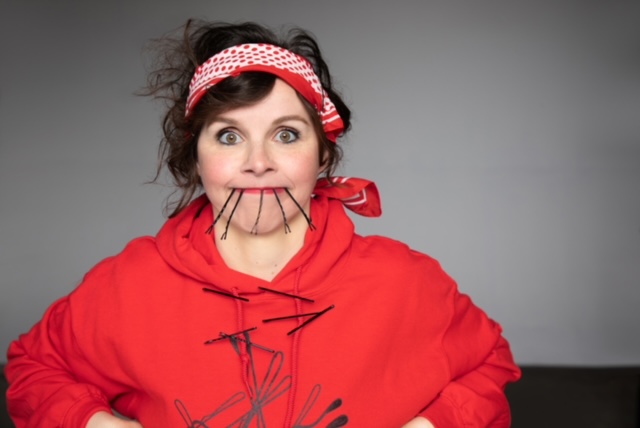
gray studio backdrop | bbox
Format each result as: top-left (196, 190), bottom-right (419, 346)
top-left (1, 1), bottom-right (639, 366)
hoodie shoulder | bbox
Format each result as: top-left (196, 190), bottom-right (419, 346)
top-left (69, 235), bottom-right (172, 327)
top-left (353, 234), bottom-right (438, 264)
top-left (78, 235), bottom-right (162, 286)
top-left (348, 233), bottom-right (453, 282)
top-left (118, 235), bottom-right (160, 262)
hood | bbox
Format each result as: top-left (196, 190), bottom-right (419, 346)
top-left (155, 194), bottom-right (355, 297)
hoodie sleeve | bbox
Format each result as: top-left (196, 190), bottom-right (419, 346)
top-left (5, 296), bottom-right (114, 427)
top-left (5, 238), bottom-right (159, 427)
top-left (417, 263), bottom-right (521, 427)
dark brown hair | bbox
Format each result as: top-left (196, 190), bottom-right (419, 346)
top-left (141, 20), bottom-right (352, 217)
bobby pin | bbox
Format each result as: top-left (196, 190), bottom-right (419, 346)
top-left (204, 327), bottom-right (257, 345)
top-left (202, 287), bottom-right (250, 302)
top-left (262, 305), bottom-right (335, 335)
top-left (206, 189), bottom-right (237, 234)
top-left (262, 308), bottom-right (329, 323)
top-left (272, 190), bottom-right (291, 233)
top-left (258, 286), bottom-right (315, 303)
top-left (287, 305), bottom-right (335, 336)
top-left (220, 332), bottom-right (275, 353)
top-left (250, 190), bottom-right (264, 235)
top-left (221, 189), bottom-right (245, 240)
top-left (284, 188), bottom-right (316, 230)
top-left (195, 200), bottom-right (209, 218)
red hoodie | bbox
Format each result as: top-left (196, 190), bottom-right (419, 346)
top-left (6, 195), bottom-right (520, 427)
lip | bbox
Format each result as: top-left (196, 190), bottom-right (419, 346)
top-left (238, 187), bottom-right (286, 195)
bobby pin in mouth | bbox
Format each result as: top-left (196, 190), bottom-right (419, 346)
top-left (250, 190), bottom-right (264, 235)
top-left (284, 188), bottom-right (316, 230)
top-left (206, 188), bottom-right (237, 234)
top-left (273, 189), bottom-right (292, 233)
top-left (220, 189), bottom-right (244, 240)
top-left (205, 187), bottom-right (315, 237)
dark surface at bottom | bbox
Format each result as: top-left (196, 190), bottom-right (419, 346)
top-left (2, 365), bottom-right (639, 427)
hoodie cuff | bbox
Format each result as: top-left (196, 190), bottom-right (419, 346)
top-left (419, 394), bottom-right (465, 428)
top-left (63, 392), bottom-right (112, 428)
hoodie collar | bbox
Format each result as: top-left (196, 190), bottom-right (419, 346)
top-left (156, 194), bottom-right (354, 297)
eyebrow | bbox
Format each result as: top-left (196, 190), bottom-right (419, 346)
top-left (272, 115), bottom-right (311, 126)
top-left (211, 114), bottom-right (311, 127)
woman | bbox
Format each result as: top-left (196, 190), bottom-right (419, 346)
top-left (5, 21), bottom-right (520, 427)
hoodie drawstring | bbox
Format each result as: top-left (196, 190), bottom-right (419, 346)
top-left (233, 287), bottom-right (254, 399)
top-left (204, 271), bottom-right (334, 426)
top-left (283, 266), bottom-right (303, 428)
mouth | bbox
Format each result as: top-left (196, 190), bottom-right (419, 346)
top-left (238, 187), bottom-right (286, 195)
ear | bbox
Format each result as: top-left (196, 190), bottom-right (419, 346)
top-left (318, 156), bottom-right (329, 175)
top-left (193, 133), bottom-right (202, 175)
top-left (195, 145), bottom-right (201, 176)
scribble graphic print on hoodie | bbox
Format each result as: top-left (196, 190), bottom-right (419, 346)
top-left (174, 331), bottom-right (348, 427)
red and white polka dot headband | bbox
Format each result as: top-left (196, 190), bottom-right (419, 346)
top-left (186, 43), bottom-right (345, 142)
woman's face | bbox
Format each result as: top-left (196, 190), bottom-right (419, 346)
top-left (197, 78), bottom-right (323, 237)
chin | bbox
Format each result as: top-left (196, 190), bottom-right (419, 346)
top-left (228, 209), bottom-right (308, 238)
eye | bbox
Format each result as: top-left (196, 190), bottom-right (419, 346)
top-left (275, 129), bottom-right (299, 144)
top-left (217, 130), bottom-right (242, 145)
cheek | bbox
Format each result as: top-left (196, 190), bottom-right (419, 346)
top-left (290, 152), bottom-right (323, 185)
top-left (197, 156), bottom-right (230, 189)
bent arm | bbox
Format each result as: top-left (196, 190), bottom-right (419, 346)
top-left (418, 334), bottom-right (520, 427)
top-left (6, 298), bottom-right (113, 427)
top-left (416, 264), bottom-right (521, 427)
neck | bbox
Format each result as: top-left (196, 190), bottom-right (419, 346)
top-left (214, 215), bottom-right (309, 281)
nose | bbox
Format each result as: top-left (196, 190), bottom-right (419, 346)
top-left (242, 141), bottom-right (275, 176)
